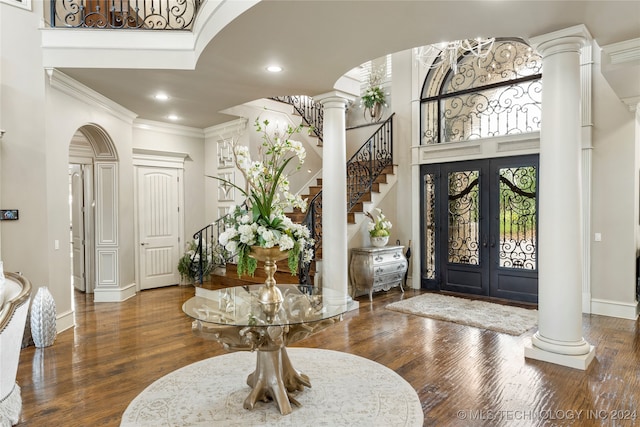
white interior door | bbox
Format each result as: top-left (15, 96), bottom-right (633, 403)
top-left (70, 165), bottom-right (86, 291)
top-left (137, 166), bottom-right (181, 290)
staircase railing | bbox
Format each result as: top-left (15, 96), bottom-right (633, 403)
top-left (50, 0), bottom-right (202, 29)
top-left (190, 216), bottom-right (230, 284)
top-left (346, 113), bottom-right (394, 212)
top-left (298, 114), bottom-right (395, 285)
top-left (271, 96), bottom-right (323, 143)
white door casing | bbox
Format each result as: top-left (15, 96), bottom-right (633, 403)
top-left (136, 166), bottom-right (182, 290)
top-left (83, 164), bottom-right (95, 293)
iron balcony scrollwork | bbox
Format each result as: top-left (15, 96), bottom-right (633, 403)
top-left (50, 0), bottom-right (203, 30)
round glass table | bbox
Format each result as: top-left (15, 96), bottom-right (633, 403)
top-left (182, 284), bottom-right (348, 415)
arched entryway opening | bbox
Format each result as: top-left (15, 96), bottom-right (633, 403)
top-left (68, 124), bottom-right (119, 301)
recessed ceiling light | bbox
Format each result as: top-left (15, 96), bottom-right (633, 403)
top-left (154, 93), bottom-right (169, 101)
top-left (167, 114), bottom-right (179, 121)
top-left (266, 65), bottom-right (283, 73)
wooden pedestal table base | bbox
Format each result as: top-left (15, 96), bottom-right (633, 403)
top-left (191, 317), bottom-right (340, 415)
top-left (245, 347), bottom-right (311, 414)
top-left (182, 285), bottom-right (348, 415)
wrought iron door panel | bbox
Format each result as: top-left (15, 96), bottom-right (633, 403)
top-left (440, 163), bottom-right (488, 295)
top-left (422, 173), bottom-right (437, 281)
top-left (489, 157), bottom-right (538, 302)
top-left (447, 170), bottom-right (480, 265)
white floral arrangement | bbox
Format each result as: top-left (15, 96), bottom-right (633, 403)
top-left (365, 208), bottom-right (392, 237)
top-left (215, 118), bottom-right (315, 276)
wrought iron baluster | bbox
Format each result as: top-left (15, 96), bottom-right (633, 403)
top-left (51, 0), bottom-right (202, 29)
top-left (270, 96), bottom-right (323, 142)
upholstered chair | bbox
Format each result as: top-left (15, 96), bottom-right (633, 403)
top-left (0, 273), bottom-right (32, 426)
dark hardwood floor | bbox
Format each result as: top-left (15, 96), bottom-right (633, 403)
top-left (15, 285), bottom-right (640, 426)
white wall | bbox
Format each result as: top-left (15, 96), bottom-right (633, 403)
top-left (590, 55), bottom-right (638, 310)
top-left (1, 1), bottom-right (53, 310)
top-left (391, 49), bottom-right (414, 267)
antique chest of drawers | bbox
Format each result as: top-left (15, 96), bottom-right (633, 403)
top-left (349, 245), bottom-right (407, 301)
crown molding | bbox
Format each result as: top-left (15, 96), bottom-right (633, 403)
top-left (602, 38), bottom-right (640, 66)
top-left (46, 68), bottom-right (137, 124)
top-left (601, 38), bottom-right (640, 112)
top-left (133, 119), bottom-right (204, 139)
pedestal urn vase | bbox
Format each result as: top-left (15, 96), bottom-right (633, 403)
top-left (249, 246), bottom-right (290, 317)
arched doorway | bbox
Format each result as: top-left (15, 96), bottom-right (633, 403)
top-left (68, 124), bottom-right (119, 299)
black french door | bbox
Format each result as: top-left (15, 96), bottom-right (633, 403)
top-left (420, 155), bottom-right (538, 303)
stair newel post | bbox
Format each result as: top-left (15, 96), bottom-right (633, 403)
top-left (196, 231), bottom-right (203, 284)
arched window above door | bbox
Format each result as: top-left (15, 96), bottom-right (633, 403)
top-left (420, 38), bottom-right (543, 145)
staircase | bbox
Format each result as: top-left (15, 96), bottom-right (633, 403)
top-left (288, 164), bottom-right (396, 231)
top-left (191, 100), bottom-right (395, 289)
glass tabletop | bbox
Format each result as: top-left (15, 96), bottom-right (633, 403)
top-left (183, 284), bottom-right (348, 327)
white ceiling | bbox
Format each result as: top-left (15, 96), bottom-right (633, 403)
top-left (44, 0), bottom-right (640, 129)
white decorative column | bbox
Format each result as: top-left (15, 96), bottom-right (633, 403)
top-left (314, 91), bottom-right (355, 306)
top-left (525, 25), bottom-right (596, 370)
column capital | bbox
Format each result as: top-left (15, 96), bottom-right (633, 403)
top-left (529, 24), bottom-right (592, 56)
top-left (313, 91), bottom-right (355, 108)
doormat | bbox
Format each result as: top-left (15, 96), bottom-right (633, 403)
top-left (385, 293), bottom-right (537, 336)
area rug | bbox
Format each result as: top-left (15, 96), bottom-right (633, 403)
top-left (386, 293), bottom-right (537, 336)
top-left (120, 348), bottom-right (423, 427)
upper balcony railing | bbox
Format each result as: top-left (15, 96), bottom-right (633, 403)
top-left (50, 0), bottom-right (203, 30)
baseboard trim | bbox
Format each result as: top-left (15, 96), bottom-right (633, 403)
top-left (590, 298), bottom-right (638, 320)
top-left (93, 283), bottom-right (137, 303)
top-left (56, 309), bottom-right (75, 334)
